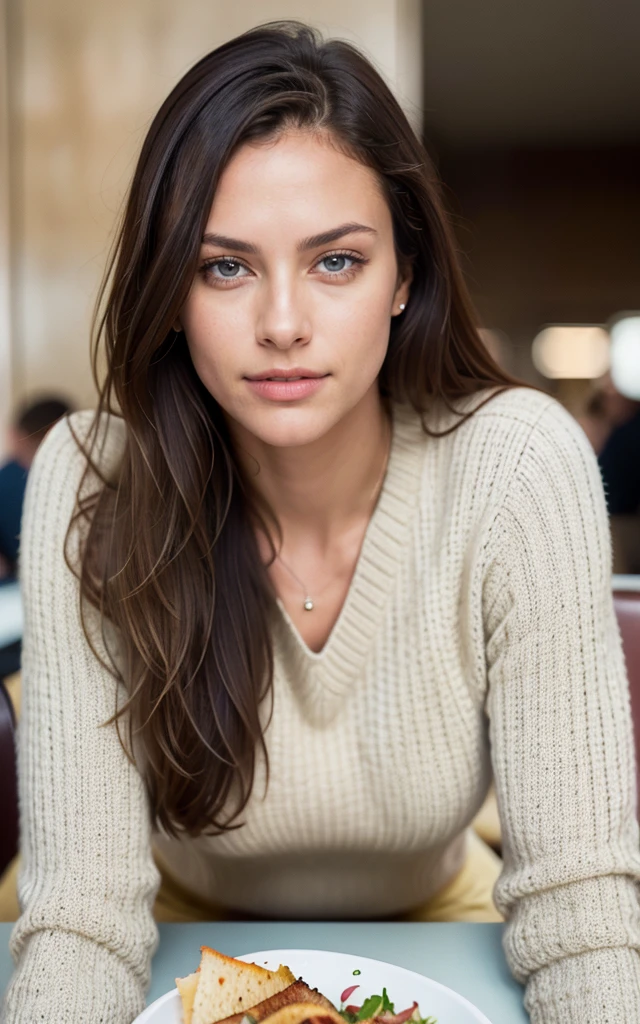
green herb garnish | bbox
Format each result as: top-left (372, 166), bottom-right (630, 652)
top-left (355, 989), bottom-right (395, 1020)
top-left (356, 996), bottom-right (383, 1020)
top-left (342, 987), bottom-right (437, 1024)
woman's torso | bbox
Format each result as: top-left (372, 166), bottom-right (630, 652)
top-left (152, 390), bottom-right (536, 916)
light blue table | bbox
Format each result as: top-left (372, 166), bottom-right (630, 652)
top-left (0, 582), bottom-right (22, 648)
top-left (0, 921), bottom-right (528, 1022)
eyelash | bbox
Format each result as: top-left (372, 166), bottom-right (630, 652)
top-left (199, 249), bottom-right (369, 287)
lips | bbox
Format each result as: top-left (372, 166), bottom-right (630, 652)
top-left (244, 375), bottom-right (329, 401)
top-left (246, 369), bottom-right (329, 381)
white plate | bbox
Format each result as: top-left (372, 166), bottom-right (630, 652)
top-left (133, 948), bottom-right (493, 1024)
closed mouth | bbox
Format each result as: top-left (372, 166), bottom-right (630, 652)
top-left (246, 373), bottom-right (330, 382)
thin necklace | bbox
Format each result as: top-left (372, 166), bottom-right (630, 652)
top-left (276, 415), bottom-right (393, 611)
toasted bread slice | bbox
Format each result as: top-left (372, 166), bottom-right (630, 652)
top-left (215, 979), bottom-right (337, 1024)
top-left (190, 948), bottom-right (295, 1024)
top-left (260, 1003), bottom-right (346, 1024)
top-left (176, 970), bottom-right (200, 1024)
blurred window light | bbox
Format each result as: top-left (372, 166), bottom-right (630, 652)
top-left (610, 315), bottom-right (640, 401)
top-left (532, 325), bottom-right (610, 379)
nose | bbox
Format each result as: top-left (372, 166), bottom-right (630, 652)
top-left (256, 277), bottom-right (312, 350)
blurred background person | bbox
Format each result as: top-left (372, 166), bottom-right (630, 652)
top-left (575, 373), bottom-right (640, 571)
top-left (598, 400), bottom-right (640, 515)
top-left (599, 391), bottom-right (640, 573)
top-left (576, 373), bottom-right (640, 457)
top-left (0, 397), bottom-right (74, 584)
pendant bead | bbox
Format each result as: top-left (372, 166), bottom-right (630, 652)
top-left (303, 598), bottom-right (314, 611)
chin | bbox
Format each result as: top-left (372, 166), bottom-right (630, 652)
top-left (231, 403), bottom-right (342, 449)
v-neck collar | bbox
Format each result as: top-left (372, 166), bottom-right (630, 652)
top-left (272, 400), bottom-right (427, 725)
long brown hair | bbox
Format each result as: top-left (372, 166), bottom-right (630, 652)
top-left (69, 20), bottom-right (524, 838)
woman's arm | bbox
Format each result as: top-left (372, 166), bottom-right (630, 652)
top-left (1, 412), bottom-right (161, 1023)
top-left (482, 399), bottom-right (640, 1023)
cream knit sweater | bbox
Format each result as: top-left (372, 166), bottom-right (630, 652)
top-left (3, 386), bottom-right (640, 1024)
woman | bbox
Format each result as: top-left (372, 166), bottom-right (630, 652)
top-left (3, 20), bottom-right (640, 1024)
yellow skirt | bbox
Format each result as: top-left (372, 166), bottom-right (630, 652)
top-left (0, 829), bottom-right (503, 925)
top-left (152, 829), bottom-right (504, 924)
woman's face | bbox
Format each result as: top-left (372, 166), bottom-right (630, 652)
top-left (179, 129), bottom-right (412, 449)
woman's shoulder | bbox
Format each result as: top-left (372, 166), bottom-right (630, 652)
top-left (458, 386), bottom-right (605, 527)
top-left (22, 409), bottom-right (127, 567)
top-left (29, 408), bottom-right (127, 492)
top-left (433, 385), bottom-right (592, 467)
top-left (471, 385), bottom-right (595, 464)
top-left (446, 385), bottom-right (556, 434)
top-left (400, 386), bottom-right (600, 525)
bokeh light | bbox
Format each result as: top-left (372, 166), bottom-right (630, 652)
top-left (532, 325), bottom-right (610, 379)
top-left (610, 315), bottom-right (640, 400)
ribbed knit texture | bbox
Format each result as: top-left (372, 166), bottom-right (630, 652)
top-left (3, 386), bottom-right (640, 1024)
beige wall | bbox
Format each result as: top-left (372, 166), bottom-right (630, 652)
top-left (1, 0), bottom-right (422, 446)
top-left (0, 1), bottom-right (12, 448)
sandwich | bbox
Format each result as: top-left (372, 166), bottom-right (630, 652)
top-left (176, 947), bottom-right (338, 1024)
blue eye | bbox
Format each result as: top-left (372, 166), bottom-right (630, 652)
top-left (200, 250), bottom-right (368, 287)
top-left (208, 259), bottom-right (248, 279)
top-left (319, 254), bottom-right (353, 273)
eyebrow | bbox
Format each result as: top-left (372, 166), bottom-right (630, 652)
top-left (200, 222), bottom-right (377, 254)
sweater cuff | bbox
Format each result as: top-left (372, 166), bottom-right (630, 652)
top-left (524, 947), bottom-right (640, 1023)
top-left (1, 927), bottom-right (147, 1023)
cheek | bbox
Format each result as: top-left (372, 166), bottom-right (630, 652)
top-left (181, 290), bottom-right (240, 377)
top-left (182, 288), bottom-right (224, 347)
top-left (339, 280), bottom-right (394, 366)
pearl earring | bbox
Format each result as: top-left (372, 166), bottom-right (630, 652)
top-left (399, 303), bottom-right (406, 311)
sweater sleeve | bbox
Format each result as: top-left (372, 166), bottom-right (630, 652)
top-left (0, 412), bottom-right (161, 1024)
top-left (481, 398), bottom-right (640, 1023)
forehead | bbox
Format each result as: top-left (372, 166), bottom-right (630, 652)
top-left (206, 130), bottom-right (389, 233)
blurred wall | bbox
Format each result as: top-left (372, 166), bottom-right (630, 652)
top-left (1, 0), bottom-right (422, 443)
top-left (418, 0), bottom-right (640, 403)
top-left (0, 3), bottom-right (11, 433)
top-left (437, 144), bottom-right (640, 392)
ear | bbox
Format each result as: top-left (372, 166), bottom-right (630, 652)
top-left (173, 316), bottom-right (183, 333)
top-left (392, 261), bottom-right (413, 317)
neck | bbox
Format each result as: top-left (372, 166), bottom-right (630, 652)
top-left (228, 389), bottom-right (392, 552)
